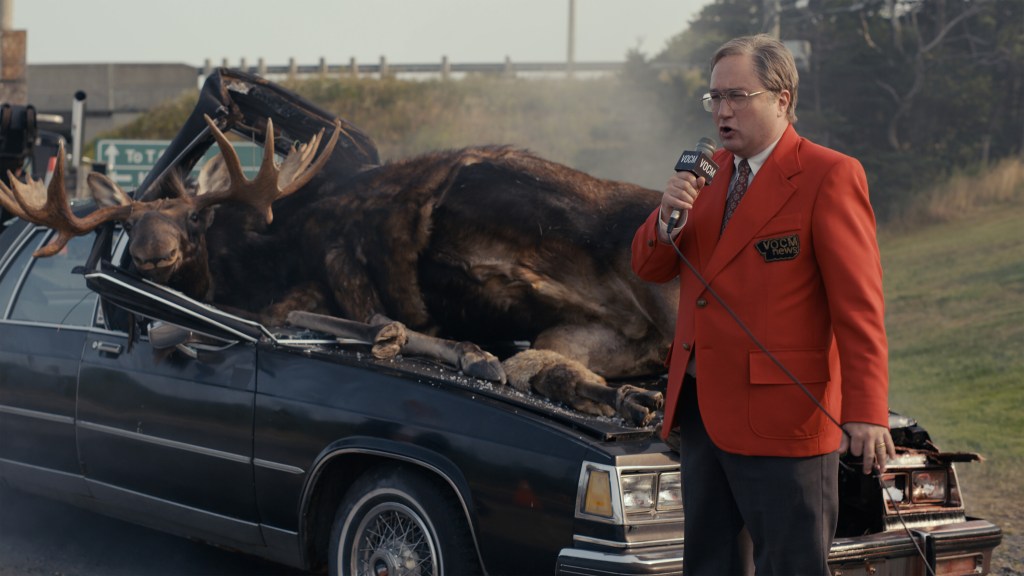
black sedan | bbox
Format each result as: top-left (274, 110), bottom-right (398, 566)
top-left (0, 210), bottom-right (687, 575)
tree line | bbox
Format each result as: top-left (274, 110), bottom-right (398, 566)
top-left (639, 0), bottom-right (1023, 220)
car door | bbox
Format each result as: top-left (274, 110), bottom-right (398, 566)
top-left (76, 265), bottom-right (264, 547)
top-left (0, 226), bottom-right (97, 499)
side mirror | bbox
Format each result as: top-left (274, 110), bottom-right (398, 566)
top-left (148, 321), bottom-right (192, 350)
top-left (147, 320), bottom-right (237, 360)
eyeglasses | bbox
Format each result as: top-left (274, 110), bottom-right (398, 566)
top-left (701, 90), bottom-right (769, 112)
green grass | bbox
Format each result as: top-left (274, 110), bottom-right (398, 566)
top-left (880, 198), bottom-right (1024, 545)
top-left (881, 202), bottom-right (1024, 460)
top-left (880, 200), bottom-right (1024, 568)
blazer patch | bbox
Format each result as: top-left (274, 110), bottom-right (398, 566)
top-left (755, 234), bottom-right (800, 262)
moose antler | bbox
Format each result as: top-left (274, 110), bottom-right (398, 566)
top-left (0, 116), bottom-right (339, 259)
top-left (0, 141), bottom-right (134, 257)
top-left (198, 114), bottom-right (341, 223)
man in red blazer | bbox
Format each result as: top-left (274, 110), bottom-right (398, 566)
top-left (632, 35), bottom-right (893, 575)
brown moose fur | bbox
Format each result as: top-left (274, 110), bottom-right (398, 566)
top-left (200, 145), bottom-right (674, 425)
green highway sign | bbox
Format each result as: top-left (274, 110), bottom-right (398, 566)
top-left (95, 139), bottom-right (264, 189)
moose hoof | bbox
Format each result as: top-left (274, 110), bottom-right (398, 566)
top-left (456, 342), bottom-right (507, 384)
top-left (615, 385), bottom-right (665, 427)
top-left (370, 322), bottom-right (409, 359)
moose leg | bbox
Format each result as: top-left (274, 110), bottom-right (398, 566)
top-left (402, 332), bottom-right (506, 383)
top-left (525, 324), bottom-right (666, 425)
top-left (502, 349), bottom-right (664, 427)
top-left (286, 311), bottom-right (505, 383)
top-left (532, 322), bottom-right (670, 379)
top-left (288, 310), bottom-right (408, 356)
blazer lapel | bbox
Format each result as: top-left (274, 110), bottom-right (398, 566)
top-left (694, 151), bottom-right (733, 270)
top-left (702, 126), bottom-right (802, 285)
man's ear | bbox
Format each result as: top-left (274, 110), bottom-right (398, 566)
top-left (777, 89), bottom-right (792, 117)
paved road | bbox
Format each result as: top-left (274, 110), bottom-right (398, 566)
top-left (0, 484), bottom-right (312, 576)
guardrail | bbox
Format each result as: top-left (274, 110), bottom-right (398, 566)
top-left (200, 57), bottom-right (678, 80)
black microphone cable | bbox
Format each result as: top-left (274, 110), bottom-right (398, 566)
top-left (662, 224), bottom-right (936, 576)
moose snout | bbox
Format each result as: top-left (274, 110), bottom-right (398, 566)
top-left (131, 246), bottom-right (181, 282)
top-left (126, 213), bottom-right (188, 279)
top-left (133, 249), bottom-right (179, 270)
top-left (129, 232), bottom-right (183, 280)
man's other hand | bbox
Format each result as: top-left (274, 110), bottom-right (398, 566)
top-left (840, 422), bottom-right (895, 474)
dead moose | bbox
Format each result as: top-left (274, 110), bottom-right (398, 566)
top-left (0, 72), bottom-right (675, 426)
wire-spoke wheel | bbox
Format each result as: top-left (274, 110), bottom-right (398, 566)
top-left (329, 464), bottom-right (481, 576)
top-left (352, 501), bottom-right (437, 575)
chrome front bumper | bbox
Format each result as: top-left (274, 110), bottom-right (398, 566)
top-left (556, 519), bottom-right (1001, 576)
top-left (555, 545), bottom-right (683, 576)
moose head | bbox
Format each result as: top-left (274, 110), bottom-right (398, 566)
top-left (0, 115), bottom-right (339, 299)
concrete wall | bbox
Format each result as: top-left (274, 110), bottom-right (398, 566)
top-left (0, 30), bottom-right (26, 104)
top-left (26, 63), bottom-right (197, 146)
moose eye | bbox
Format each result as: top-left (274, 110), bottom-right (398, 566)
top-left (189, 211), bottom-right (201, 223)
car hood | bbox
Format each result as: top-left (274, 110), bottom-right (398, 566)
top-left (84, 261), bottom-right (663, 442)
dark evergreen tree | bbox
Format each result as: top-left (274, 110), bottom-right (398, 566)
top-left (645, 0), bottom-right (1022, 221)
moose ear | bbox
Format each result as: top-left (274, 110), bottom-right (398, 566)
top-left (197, 153), bottom-right (231, 197)
top-left (87, 172), bottom-right (132, 207)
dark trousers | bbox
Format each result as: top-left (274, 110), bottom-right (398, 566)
top-left (679, 374), bottom-right (838, 576)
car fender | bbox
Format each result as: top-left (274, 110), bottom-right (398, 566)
top-left (297, 435), bottom-right (483, 569)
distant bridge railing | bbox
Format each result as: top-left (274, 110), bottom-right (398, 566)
top-left (200, 56), bottom-right (685, 81)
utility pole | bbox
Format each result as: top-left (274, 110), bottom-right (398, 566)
top-left (763, 0), bottom-right (781, 38)
top-left (0, 0), bottom-right (27, 104)
top-left (0, 0), bottom-right (11, 30)
top-left (567, 0), bottom-right (576, 79)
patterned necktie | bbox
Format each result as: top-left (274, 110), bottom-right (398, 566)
top-left (720, 159), bottom-right (751, 235)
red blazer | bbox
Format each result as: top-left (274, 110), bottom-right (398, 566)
top-left (632, 125), bottom-right (889, 457)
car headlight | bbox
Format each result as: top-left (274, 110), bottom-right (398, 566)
top-left (621, 473), bottom-right (656, 513)
top-left (882, 469), bottom-right (949, 507)
top-left (881, 473), bottom-right (907, 505)
top-left (657, 471), bottom-right (683, 511)
top-left (911, 470), bottom-right (947, 503)
top-left (577, 463), bottom-right (683, 523)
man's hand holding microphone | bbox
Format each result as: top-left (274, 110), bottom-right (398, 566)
top-left (660, 137), bottom-right (719, 241)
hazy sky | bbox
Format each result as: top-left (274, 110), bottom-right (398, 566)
top-left (16, 0), bottom-right (709, 67)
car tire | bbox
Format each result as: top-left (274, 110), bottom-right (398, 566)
top-left (329, 463), bottom-right (481, 576)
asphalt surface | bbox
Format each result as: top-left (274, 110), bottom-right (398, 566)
top-left (0, 484), bottom-right (312, 576)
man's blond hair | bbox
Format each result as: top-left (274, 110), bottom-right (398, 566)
top-left (713, 34), bottom-right (799, 123)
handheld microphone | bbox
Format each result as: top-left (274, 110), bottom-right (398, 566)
top-left (667, 137), bottom-right (719, 230)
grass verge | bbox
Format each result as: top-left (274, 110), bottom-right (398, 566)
top-left (881, 199), bottom-right (1024, 574)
